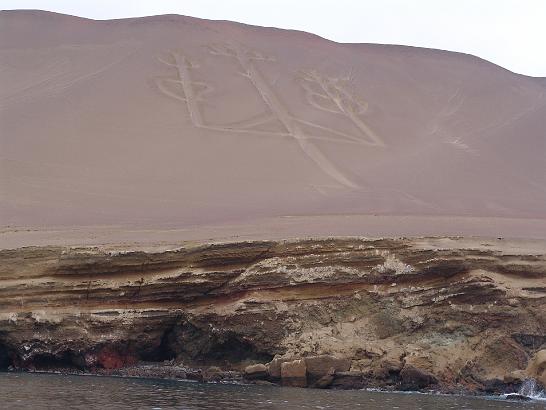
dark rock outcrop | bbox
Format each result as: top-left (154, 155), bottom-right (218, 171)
top-left (400, 364), bottom-right (438, 390)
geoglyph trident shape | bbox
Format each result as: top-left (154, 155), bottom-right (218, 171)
top-left (156, 43), bottom-right (386, 188)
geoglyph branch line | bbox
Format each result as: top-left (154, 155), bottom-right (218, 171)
top-left (157, 44), bottom-right (387, 188)
top-left (299, 70), bottom-right (385, 147)
top-left (158, 51), bottom-right (289, 137)
top-left (222, 44), bottom-right (359, 188)
top-left (172, 53), bottom-right (204, 127)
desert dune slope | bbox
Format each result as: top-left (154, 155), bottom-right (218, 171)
top-left (1, 10), bottom-right (545, 240)
top-left (1, 12), bottom-right (546, 393)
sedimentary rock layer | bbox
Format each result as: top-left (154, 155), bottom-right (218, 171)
top-left (1, 237), bottom-right (545, 392)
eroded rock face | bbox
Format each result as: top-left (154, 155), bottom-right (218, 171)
top-left (244, 363), bottom-right (268, 380)
top-left (400, 364), bottom-right (438, 390)
top-left (313, 367), bottom-right (336, 388)
top-left (281, 359), bottom-right (307, 387)
top-left (305, 355), bottom-right (351, 380)
top-left (0, 237), bottom-right (545, 393)
top-left (526, 350), bottom-right (546, 387)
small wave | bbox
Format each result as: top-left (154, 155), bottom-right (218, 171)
top-left (503, 379), bottom-right (546, 402)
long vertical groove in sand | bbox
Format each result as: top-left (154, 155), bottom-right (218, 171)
top-left (173, 53), bottom-right (204, 127)
top-left (233, 48), bottom-right (360, 189)
top-left (311, 74), bottom-right (385, 148)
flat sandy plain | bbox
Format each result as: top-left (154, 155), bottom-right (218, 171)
top-left (1, 10), bottom-right (545, 248)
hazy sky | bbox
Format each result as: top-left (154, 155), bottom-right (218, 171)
top-left (3, 0), bottom-right (546, 76)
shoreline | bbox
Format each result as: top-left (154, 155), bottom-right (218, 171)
top-left (1, 367), bottom-right (543, 403)
top-left (0, 366), bottom-right (528, 399)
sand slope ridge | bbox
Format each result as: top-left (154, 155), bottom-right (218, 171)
top-left (0, 10), bottom-right (545, 237)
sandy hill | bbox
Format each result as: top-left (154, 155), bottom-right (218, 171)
top-left (1, 10), bottom-right (545, 244)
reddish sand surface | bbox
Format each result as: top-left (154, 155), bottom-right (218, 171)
top-left (1, 10), bottom-right (545, 247)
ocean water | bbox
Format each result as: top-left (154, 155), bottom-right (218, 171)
top-left (1, 372), bottom-right (545, 410)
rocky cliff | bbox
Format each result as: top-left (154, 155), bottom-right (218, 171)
top-left (1, 237), bottom-right (545, 393)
